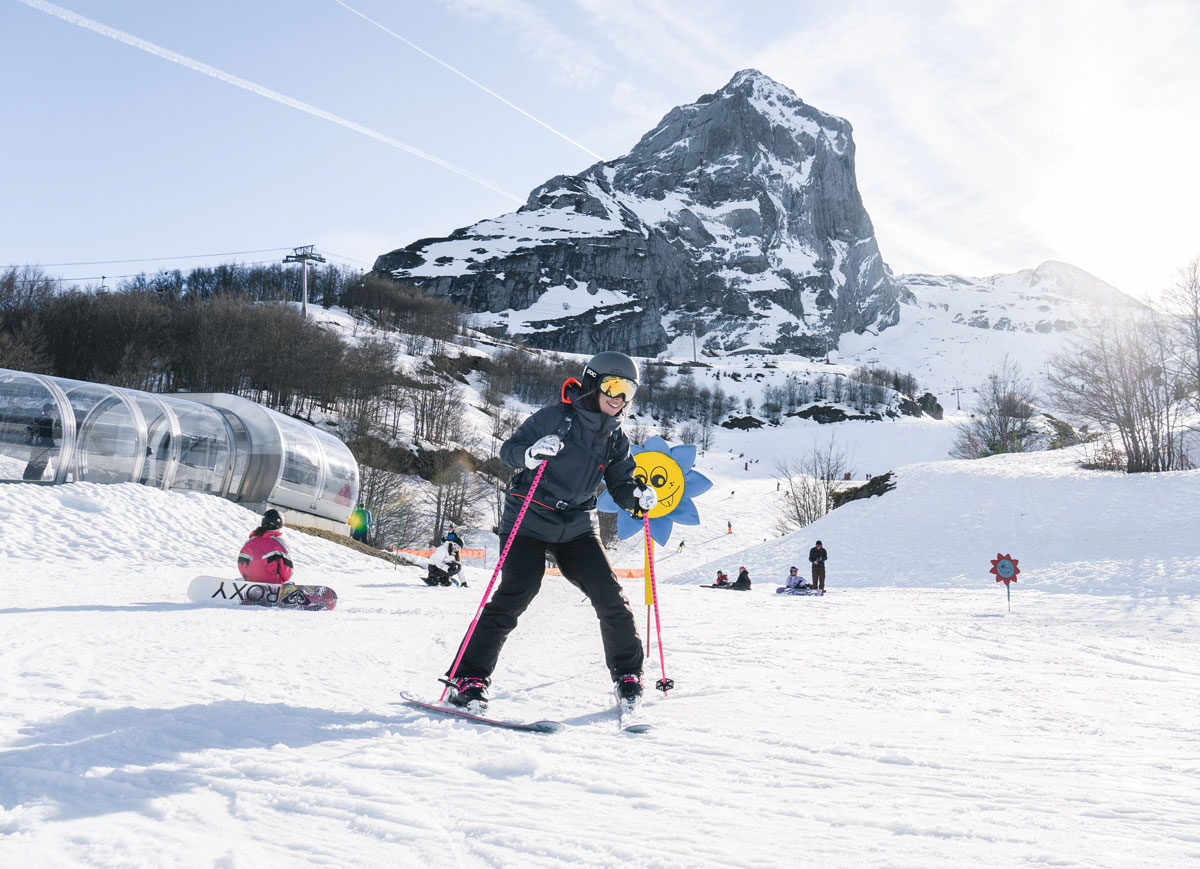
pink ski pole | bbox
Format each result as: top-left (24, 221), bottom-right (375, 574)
top-left (440, 459), bottom-right (549, 701)
top-left (643, 514), bottom-right (673, 696)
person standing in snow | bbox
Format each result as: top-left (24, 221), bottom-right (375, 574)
top-left (237, 509), bottom-right (293, 585)
top-left (809, 540), bottom-right (828, 594)
top-left (22, 403), bottom-right (55, 481)
top-left (442, 351), bottom-right (656, 713)
top-left (348, 502), bottom-right (373, 544)
top-left (425, 539), bottom-right (463, 587)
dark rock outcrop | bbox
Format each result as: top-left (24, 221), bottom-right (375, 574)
top-left (831, 471), bottom-right (896, 509)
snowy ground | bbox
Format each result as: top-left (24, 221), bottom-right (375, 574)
top-left (2, 441), bottom-right (1198, 867)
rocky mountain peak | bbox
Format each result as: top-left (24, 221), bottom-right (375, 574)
top-left (375, 70), bottom-right (909, 357)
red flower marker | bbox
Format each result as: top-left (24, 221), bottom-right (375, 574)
top-left (989, 553), bottom-right (1020, 611)
top-left (990, 554), bottom-right (1020, 585)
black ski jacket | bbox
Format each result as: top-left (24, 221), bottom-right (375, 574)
top-left (732, 569), bottom-right (751, 590)
top-left (498, 382), bottom-right (640, 543)
top-left (809, 546), bottom-right (828, 565)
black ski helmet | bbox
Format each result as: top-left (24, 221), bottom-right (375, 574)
top-left (581, 351), bottom-right (639, 396)
top-left (261, 508), bottom-right (284, 530)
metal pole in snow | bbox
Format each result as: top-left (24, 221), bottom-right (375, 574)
top-left (643, 514), bottom-right (670, 696)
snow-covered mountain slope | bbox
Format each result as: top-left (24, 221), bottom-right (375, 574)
top-left (1, 440), bottom-right (1197, 866)
top-left (838, 260), bottom-right (1145, 402)
top-left (375, 69), bottom-right (907, 357)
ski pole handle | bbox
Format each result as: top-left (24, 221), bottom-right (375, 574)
top-left (441, 459), bottom-right (549, 700)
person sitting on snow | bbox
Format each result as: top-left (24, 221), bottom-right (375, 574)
top-left (237, 509), bottom-right (293, 585)
top-left (425, 539), bottom-right (463, 587)
top-left (731, 566), bottom-right (751, 590)
top-left (785, 565), bottom-right (803, 589)
top-left (714, 569), bottom-right (730, 587)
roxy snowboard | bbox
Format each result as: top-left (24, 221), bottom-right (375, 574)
top-left (187, 575), bottom-right (337, 610)
top-left (776, 585), bottom-right (824, 596)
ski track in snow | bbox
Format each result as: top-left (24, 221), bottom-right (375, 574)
top-left (2, 443), bottom-right (1199, 867)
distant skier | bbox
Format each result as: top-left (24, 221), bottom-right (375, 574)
top-left (732, 566), bottom-right (751, 590)
top-left (809, 540), bottom-right (828, 594)
top-left (676, 540), bottom-right (685, 554)
top-left (442, 351), bottom-right (655, 715)
top-left (425, 539), bottom-right (463, 587)
top-left (237, 509), bottom-right (293, 585)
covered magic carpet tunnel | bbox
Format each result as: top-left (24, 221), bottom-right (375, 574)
top-left (0, 367), bottom-right (359, 527)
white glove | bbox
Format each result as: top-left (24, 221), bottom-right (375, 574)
top-left (524, 434), bottom-right (562, 469)
top-left (635, 485), bottom-right (658, 511)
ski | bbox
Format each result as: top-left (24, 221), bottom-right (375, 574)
top-left (616, 697), bottom-right (652, 733)
top-left (398, 692), bottom-right (562, 733)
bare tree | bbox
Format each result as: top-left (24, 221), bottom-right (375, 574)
top-left (1047, 311), bottom-right (1187, 472)
top-left (626, 420), bottom-right (651, 445)
top-left (1160, 257), bottom-right (1200, 414)
top-left (351, 436), bottom-right (422, 548)
top-left (408, 375), bottom-right (468, 445)
top-left (426, 456), bottom-right (483, 543)
top-left (774, 436), bottom-right (850, 532)
top-left (951, 356), bottom-right (1040, 459)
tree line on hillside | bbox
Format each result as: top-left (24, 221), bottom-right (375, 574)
top-left (0, 265), bottom-right (460, 415)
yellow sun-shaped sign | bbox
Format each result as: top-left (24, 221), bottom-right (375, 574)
top-left (632, 450), bottom-right (686, 519)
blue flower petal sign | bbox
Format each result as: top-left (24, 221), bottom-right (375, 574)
top-left (598, 437), bottom-right (712, 543)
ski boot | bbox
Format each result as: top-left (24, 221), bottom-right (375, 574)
top-left (445, 676), bottom-right (489, 713)
top-left (613, 674), bottom-right (649, 731)
top-left (614, 674), bottom-right (643, 712)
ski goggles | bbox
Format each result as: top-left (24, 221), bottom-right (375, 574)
top-left (598, 374), bottom-right (637, 402)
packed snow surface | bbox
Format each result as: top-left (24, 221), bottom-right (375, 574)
top-left (1, 445), bottom-right (1198, 867)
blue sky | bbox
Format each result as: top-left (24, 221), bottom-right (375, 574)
top-left (3, 0), bottom-right (1198, 302)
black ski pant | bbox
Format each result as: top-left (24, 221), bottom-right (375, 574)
top-left (811, 563), bottom-right (826, 590)
top-left (449, 531), bottom-right (643, 683)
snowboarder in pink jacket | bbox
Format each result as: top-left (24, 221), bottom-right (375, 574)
top-left (237, 509), bottom-right (294, 584)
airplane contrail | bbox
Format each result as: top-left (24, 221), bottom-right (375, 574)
top-left (17, 0), bottom-right (523, 203)
top-left (331, 0), bottom-right (603, 161)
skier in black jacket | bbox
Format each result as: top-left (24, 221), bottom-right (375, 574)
top-left (809, 540), bottom-right (828, 594)
top-left (444, 351), bottom-right (657, 713)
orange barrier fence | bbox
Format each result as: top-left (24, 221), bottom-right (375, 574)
top-left (395, 548), bottom-right (485, 559)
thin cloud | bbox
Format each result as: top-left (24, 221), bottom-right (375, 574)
top-left (574, 0), bottom-right (736, 87)
top-left (441, 0), bottom-right (612, 90)
top-left (18, 0), bottom-right (522, 203)
top-left (332, 0), bottom-right (603, 160)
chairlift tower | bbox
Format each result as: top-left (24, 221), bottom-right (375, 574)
top-left (284, 245), bottom-right (326, 318)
